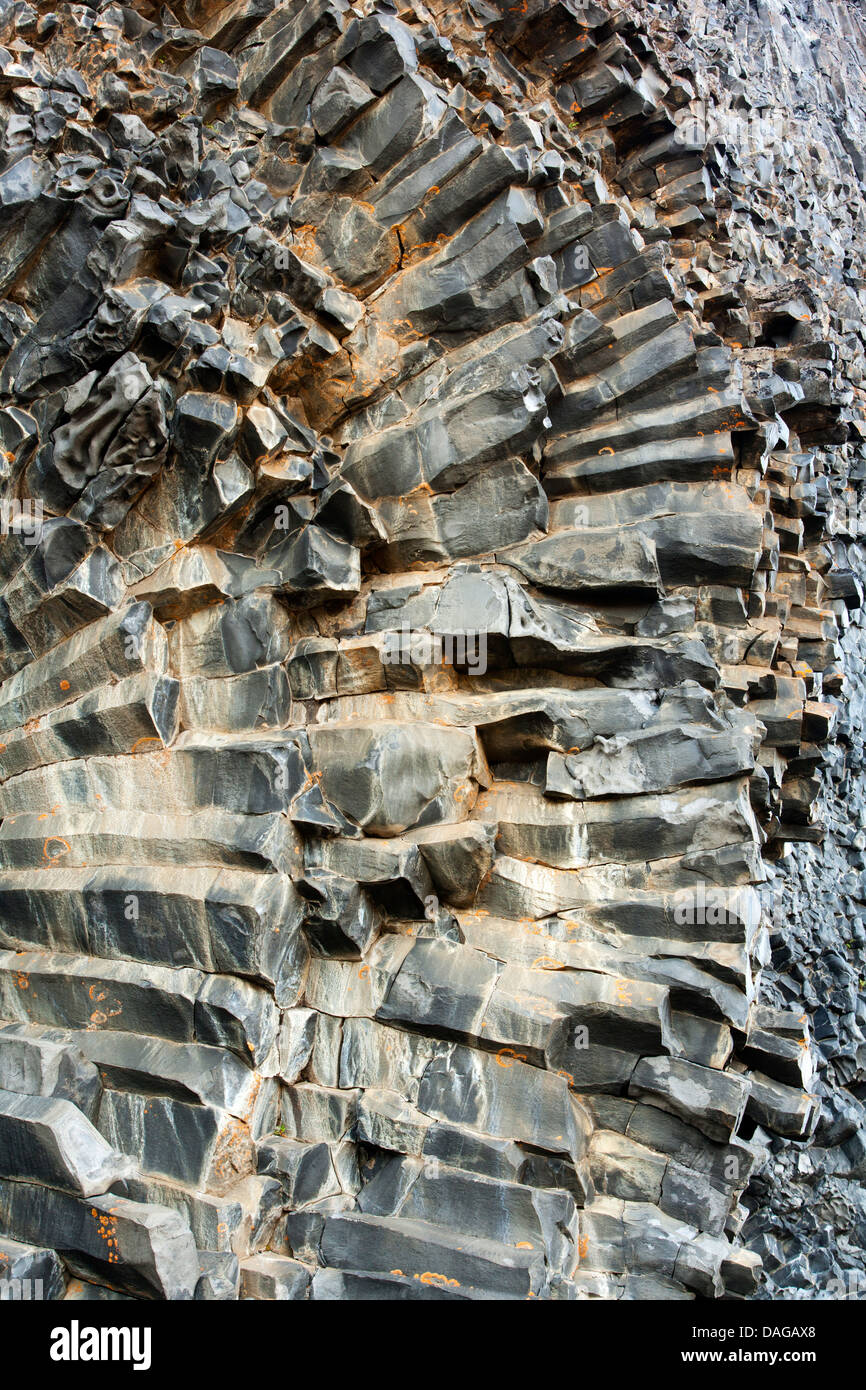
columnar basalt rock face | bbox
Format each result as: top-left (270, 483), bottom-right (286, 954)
top-left (0, 0), bottom-right (863, 1301)
top-left (634, 0), bottom-right (866, 1298)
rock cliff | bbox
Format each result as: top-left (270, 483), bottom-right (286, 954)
top-left (0, 0), bottom-right (863, 1301)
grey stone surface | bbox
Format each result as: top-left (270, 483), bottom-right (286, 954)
top-left (0, 1023), bottom-right (101, 1120)
top-left (0, 1235), bottom-right (66, 1300)
top-left (0, 1087), bottom-right (133, 1196)
top-left (0, 0), bottom-right (863, 1306)
top-left (0, 1181), bottom-right (199, 1300)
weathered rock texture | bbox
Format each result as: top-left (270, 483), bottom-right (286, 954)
top-left (0, 0), bottom-right (863, 1301)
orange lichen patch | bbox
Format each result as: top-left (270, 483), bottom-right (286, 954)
top-left (130, 736), bottom-right (163, 754)
top-left (291, 223), bottom-right (322, 263)
top-left (614, 979), bottom-right (634, 1005)
top-left (496, 1047), bottom-right (527, 1068)
top-left (87, 983), bottom-right (122, 1029)
top-left (515, 1242), bottom-right (534, 1250)
top-left (92, 1209), bottom-right (120, 1264)
top-left (598, 446), bottom-right (614, 455)
top-left (390, 1269), bottom-right (404, 1277)
top-left (578, 1235), bottom-right (590, 1260)
top-left (59, 679), bottom-right (70, 690)
top-left (212, 1118), bottom-right (253, 1184)
top-left (416, 1272), bottom-right (460, 1288)
top-left (530, 955), bottom-right (566, 971)
top-left (556, 1069), bottom-right (575, 1085)
top-left (42, 837), bottom-right (71, 863)
top-left (14, 973), bottom-right (29, 990)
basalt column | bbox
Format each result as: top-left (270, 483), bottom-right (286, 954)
top-left (0, 0), bottom-right (863, 1302)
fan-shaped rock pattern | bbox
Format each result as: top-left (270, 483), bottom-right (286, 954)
top-left (0, 0), bottom-right (864, 1301)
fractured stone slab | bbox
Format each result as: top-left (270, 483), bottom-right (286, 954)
top-left (0, 1088), bottom-right (133, 1196)
top-left (0, 673), bottom-right (179, 782)
top-left (0, 1179), bottom-right (199, 1300)
top-left (0, 950), bottom-right (279, 1068)
top-left (0, 866), bottom-right (306, 1004)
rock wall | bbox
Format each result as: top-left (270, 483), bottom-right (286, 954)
top-left (0, 0), bottom-right (862, 1301)
top-left (632, 0), bottom-right (866, 1300)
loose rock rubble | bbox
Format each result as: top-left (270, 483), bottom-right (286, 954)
top-left (0, 0), bottom-right (863, 1301)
